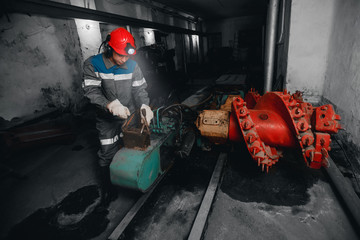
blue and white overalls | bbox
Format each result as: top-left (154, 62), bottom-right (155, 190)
top-left (82, 53), bottom-right (149, 166)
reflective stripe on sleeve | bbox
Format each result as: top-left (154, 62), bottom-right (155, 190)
top-left (83, 79), bottom-right (101, 87)
top-left (115, 73), bottom-right (133, 81)
top-left (100, 135), bottom-right (119, 145)
top-left (132, 78), bottom-right (146, 87)
top-left (98, 72), bottom-right (114, 79)
top-left (95, 72), bottom-right (133, 81)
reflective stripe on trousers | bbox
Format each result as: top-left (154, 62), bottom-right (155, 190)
top-left (100, 134), bottom-right (119, 145)
top-left (96, 116), bottom-right (124, 167)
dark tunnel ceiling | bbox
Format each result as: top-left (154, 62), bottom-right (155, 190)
top-left (152, 0), bottom-right (268, 20)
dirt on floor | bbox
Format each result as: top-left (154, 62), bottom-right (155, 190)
top-left (121, 148), bottom-right (218, 240)
top-left (221, 145), bottom-right (327, 206)
top-left (6, 185), bottom-right (109, 240)
top-left (5, 140), bottom-right (359, 240)
top-left (204, 145), bottom-right (359, 240)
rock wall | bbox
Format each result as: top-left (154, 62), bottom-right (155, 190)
top-left (0, 13), bottom-right (84, 121)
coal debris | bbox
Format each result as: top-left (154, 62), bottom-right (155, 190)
top-left (7, 185), bottom-right (109, 240)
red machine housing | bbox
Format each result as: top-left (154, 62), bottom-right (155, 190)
top-left (228, 90), bottom-right (342, 172)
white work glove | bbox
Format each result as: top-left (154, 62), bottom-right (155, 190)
top-left (107, 99), bottom-right (130, 119)
top-left (140, 104), bottom-right (154, 125)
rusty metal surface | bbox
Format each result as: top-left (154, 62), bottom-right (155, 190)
top-left (122, 128), bottom-right (150, 150)
top-left (122, 111), bottom-right (150, 150)
top-left (219, 95), bottom-right (241, 112)
top-left (195, 110), bottom-right (229, 144)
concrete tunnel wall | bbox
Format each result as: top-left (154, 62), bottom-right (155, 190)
top-left (323, 0), bottom-right (360, 147)
top-left (286, 0), bottom-right (335, 103)
top-left (0, 0), bottom-right (199, 122)
top-left (286, 0), bottom-right (360, 149)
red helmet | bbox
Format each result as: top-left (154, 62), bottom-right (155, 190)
top-left (108, 28), bottom-right (136, 56)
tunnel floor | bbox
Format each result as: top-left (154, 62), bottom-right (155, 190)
top-left (5, 142), bottom-right (358, 240)
top-left (204, 145), bottom-right (358, 240)
top-left (2, 119), bottom-right (359, 240)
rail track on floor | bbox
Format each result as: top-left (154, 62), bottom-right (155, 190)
top-left (107, 152), bottom-right (227, 240)
top-left (107, 151), bottom-right (360, 240)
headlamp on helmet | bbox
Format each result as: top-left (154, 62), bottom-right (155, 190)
top-left (125, 43), bottom-right (136, 55)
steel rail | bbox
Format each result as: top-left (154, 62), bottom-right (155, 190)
top-left (188, 152), bottom-right (227, 240)
top-left (107, 152), bottom-right (226, 240)
top-left (107, 169), bottom-right (168, 240)
top-left (107, 152), bottom-right (360, 240)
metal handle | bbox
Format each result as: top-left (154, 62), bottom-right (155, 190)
top-left (141, 108), bottom-right (147, 118)
top-left (140, 108), bottom-right (150, 133)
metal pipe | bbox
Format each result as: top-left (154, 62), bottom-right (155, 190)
top-left (263, 0), bottom-right (280, 93)
top-left (277, 0), bottom-right (286, 45)
top-left (182, 34), bottom-right (188, 74)
top-left (325, 157), bottom-right (360, 230)
top-left (5, 0), bottom-right (204, 36)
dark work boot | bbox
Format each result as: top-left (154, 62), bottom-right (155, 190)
top-left (99, 166), bottom-right (118, 207)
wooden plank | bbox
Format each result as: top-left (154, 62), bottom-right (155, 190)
top-left (188, 152), bottom-right (227, 240)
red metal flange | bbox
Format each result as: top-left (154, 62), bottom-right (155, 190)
top-left (229, 90), bottom-right (341, 171)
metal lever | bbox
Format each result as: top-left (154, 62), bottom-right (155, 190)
top-left (140, 108), bottom-right (149, 134)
